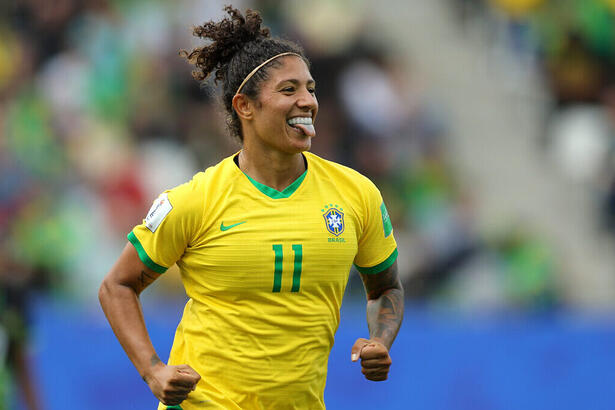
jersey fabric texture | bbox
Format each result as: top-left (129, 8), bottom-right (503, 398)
top-left (128, 151), bottom-right (398, 410)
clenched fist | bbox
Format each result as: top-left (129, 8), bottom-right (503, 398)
top-left (145, 363), bottom-right (201, 405)
top-left (350, 338), bottom-right (392, 381)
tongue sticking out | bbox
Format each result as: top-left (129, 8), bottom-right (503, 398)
top-left (292, 123), bottom-right (316, 137)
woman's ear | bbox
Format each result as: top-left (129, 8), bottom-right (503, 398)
top-left (232, 94), bottom-right (254, 120)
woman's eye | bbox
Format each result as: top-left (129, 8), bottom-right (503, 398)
top-left (308, 88), bottom-right (316, 94)
top-left (282, 87), bottom-right (295, 93)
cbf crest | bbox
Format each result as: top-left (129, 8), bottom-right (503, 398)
top-left (322, 204), bottom-right (344, 236)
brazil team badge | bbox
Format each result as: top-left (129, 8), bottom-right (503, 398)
top-left (322, 204), bottom-right (344, 236)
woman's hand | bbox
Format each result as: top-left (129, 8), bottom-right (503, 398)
top-left (145, 363), bottom-right (201, 405)
top-left (350, 338), bottom-right (393, 381)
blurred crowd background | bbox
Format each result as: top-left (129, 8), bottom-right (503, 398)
top-left (2, 0), bottom-right (615, 408)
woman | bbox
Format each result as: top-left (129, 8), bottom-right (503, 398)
top-left (99, 6), bottom-right (403, 409)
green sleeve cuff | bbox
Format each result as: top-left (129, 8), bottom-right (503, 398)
top-left (354, 248), bottom-right (398, 275)
top-left (127, 231), bottom-right (168, 274)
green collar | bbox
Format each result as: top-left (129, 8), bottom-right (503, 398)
top-left (235, 153), bottom-right (308, 199)
top-left (244, 169), bottom-right (307, 199)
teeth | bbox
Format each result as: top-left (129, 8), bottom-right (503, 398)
top-left (287, 117), bottom-right (313, 125)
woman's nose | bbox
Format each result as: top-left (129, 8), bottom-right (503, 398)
top-left (296, 89), bottom-right (317, 110)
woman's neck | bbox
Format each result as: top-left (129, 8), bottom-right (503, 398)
top-left (238, 145), bottom-right (306, 192)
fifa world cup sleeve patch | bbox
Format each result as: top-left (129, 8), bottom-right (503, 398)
top-left (380, 201), bottom-right (393, 238)
top-left (145, 193), bottom-right (173, 233)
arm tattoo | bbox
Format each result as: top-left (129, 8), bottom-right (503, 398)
top-left (137, 270), bottom-right (158, 292)
top-left (360, 261), bottom-right (404, 350)
top-left (150, 354), bottom-right (162, 367)
top-left (142, 354), bottom-right (162, 383)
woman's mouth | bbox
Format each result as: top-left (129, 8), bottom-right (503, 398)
top-left (287, 117), bottom-right (315, 137)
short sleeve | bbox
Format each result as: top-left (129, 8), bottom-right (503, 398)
top-left (353, 180), bottom-right (398, 274)
top-left (128, 176), bottom-right (204, 273)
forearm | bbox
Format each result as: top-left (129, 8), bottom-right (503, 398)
top-left (366, 287), bottom-right (404, 350)
top-left (98, 280), bottom-right (162, 380)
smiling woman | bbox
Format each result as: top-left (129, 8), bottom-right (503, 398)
top-left (98, 5), bottom-right (404, 410)
top-left (235, 54), bottom-right (317, 174)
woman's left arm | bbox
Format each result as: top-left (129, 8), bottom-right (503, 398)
top-left (351, 260), bottom-right (404, 381)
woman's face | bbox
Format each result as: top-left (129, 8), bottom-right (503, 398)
top-left (248, 56), bottom-right (318, 155)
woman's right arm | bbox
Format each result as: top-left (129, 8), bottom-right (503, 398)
top-left (98, 243), bottom-right (200, 406)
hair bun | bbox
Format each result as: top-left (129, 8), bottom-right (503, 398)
top-left (180, 6), bottom-right (270, 83)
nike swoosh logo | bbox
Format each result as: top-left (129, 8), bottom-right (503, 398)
top-left (220, 221), bottom-right (246, 231)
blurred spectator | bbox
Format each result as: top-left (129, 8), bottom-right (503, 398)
top-left (0, 245), bottom-right (42, 410)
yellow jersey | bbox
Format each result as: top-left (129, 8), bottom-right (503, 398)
top-left (128, 152), bottom-right (397, 409)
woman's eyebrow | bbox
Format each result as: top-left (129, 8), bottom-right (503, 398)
top-left (277, 78), bottom-right (316, 86)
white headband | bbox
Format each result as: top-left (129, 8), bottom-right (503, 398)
top-left (235, 52), bottom-right (302, 95)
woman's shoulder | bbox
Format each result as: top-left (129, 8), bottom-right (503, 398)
top-left (305, 151), bottom-right (377, 190)
top-left (166, 154), bottom-right (239, 203)
top-left (186, 153), bottom-right (240, 187)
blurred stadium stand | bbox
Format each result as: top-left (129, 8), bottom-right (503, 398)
top-left (2, 0), bottom-right (615, 408)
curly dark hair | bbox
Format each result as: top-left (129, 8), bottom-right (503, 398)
top-left (179, 6), bottom-right (309, 142)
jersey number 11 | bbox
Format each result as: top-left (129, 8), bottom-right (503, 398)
top-left (272, 244), bottom-right (303, 292)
